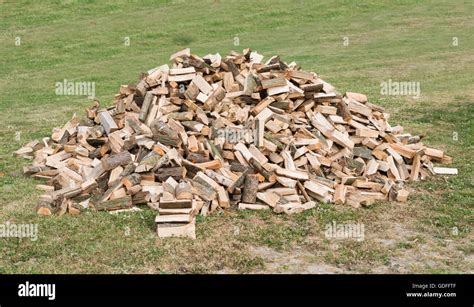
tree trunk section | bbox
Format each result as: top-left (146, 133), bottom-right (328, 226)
top-left (242, 174), bottom-right (258, 203)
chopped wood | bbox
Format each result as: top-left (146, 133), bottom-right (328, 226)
top-left (168, 73), bottom-right (196, 82)
top-left (93, 196), bottom-right (132, 211)
top-left (159, 198), bottom-right (192, 209)
top-left (365, 159), bottom-right (379, 176)
top-left (256, 191), bottom-right (280, 207)
top-left (304, 180), bottom-right (332, 197)
top-left (242, 174), bottom-right (259, 203)
top-left (101, 152), bottom-right (132, 171)
top-left (433, 167), bottom-right (458, 175)
top-left (156, 166), bottom-right (186, 182)
top-left (138, 91), bottom-right (155, 122)
top-left (396, 189), bottom-right (410, 202)
top-left (386, 155), bottom-right (401, 181)
top-left (37, 205), bottom-right (53, 216)
top-left (175, 181), bottom-right (193, 199)
top-left (169, 67), bottom-right (196, 75)
top-left (346, 92), bottom-right (367, 103)
top-left (334, 184), bottom-right (346, 205)
top-left (425, 148), bottom-right (444, 159)
top-left (98, 111), bottom-right (118, 135)
top-left (158, 207), bottom-right (193, 215)
top-left (356, 128), bottom-right (379, 138)
top-left (157, 219), bottom-right (196, 239)
top-left (217, 186), bottom-right (230, 208)
top-left (15, 47), bottom-right (455, 238)
top-left (155, 214), bottom-right (192, 224)
top-left (192, 74), bottom-right (213, 95)
top-left (275, 168), bottom-right (309, 180)
top-left (274, 201), bottom-right (315, 215)
top-left (169, 48), bottom-right (190, 61)
top-left (261, 77), bottom-right (287, 89)
top-left (238, 203), bottom-right (270, 210)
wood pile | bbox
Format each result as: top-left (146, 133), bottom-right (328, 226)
top-left (15, 48), bottom-right (457, 239)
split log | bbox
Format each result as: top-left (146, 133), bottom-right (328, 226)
top-left (150, 120), bottom-right (181, 147)
top-left (175, 181), bottom-right (193, 200)
top-left (139, 91), bottom-right (155, 122)
top-left (94, 196), bottom-right (132, 211)
top-left (155, 167), bottom-right (186, 182)
top-left (242, 174), bottom-right (258, 203)
top-left (101, 151), bottom-right (132, 171)
top-left (99, 111), bottom-right (118, 135)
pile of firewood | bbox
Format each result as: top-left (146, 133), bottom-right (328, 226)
top-left (15, 48), bottom-right (457, 239)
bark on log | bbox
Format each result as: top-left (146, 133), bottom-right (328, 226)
top-left (150, 120), bottom-right (181, 147)
top-left (101, 151), bottom-right (132, 171)
top-left (242, 174), bottom-right (258, 203)
top-left (94, 196), bottom-right (132, 211)
top-left (249, 158), bottom-right (274, 182)
top-left (227, 169), bottom-right (250, 193)
top-left (132, 191), bottom-right (148, 205)
top-left (155, 167), bottom-right (186, 182)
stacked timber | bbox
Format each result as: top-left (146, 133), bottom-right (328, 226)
top-left (15, 48), bottom-right (457, 239)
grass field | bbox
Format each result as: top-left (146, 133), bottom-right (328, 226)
top-left (0, 0), bottom-right (472, 273)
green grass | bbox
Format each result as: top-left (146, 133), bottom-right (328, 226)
top-left (0, 0), bottom-right (472, 273)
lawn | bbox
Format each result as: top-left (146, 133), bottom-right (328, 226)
top-left (0, 0), bottom-right (472, 273)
